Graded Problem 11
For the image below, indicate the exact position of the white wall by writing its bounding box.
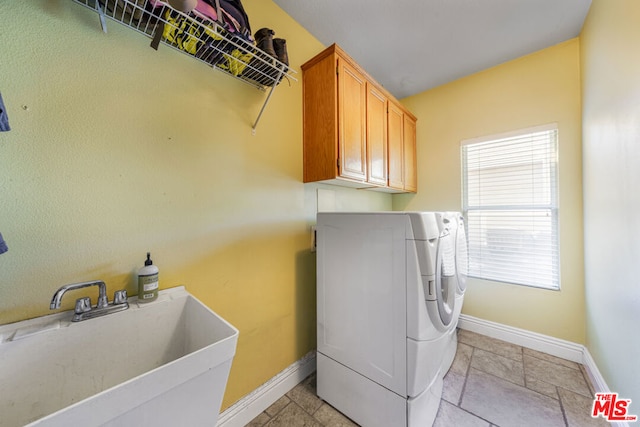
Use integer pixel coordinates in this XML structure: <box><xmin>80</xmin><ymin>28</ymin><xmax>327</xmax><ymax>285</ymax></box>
<box><xmin>581</xmin><ymin>0</ymin><xmax>640</xmax><ymax>403</ymax></box>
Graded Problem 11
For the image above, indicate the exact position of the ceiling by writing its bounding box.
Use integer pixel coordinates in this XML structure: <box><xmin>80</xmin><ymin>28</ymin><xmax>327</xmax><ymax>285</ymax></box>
<box><xmin>272</xmin><ymin>0</ymin><xmax>592</xmax><ymax>99</ymax></box>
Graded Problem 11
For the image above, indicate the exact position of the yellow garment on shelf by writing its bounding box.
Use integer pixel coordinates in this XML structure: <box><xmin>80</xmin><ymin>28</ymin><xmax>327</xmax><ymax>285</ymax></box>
<box><xmin>220</xmin><ymin>49</ymin><xmax>253</xmax><ymax>76</ymax></box>
<box><xmin>162</xmin><ymin>10</ymin><xmax>222</xmax><ymax>56</ymax></box>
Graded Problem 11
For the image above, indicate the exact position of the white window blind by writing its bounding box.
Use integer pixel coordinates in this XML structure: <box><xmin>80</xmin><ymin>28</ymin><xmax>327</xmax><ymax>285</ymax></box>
<box><xmin>461</xmin><ymin>124</ymin><xmax>560</xmax><ymax>290</ymax></box>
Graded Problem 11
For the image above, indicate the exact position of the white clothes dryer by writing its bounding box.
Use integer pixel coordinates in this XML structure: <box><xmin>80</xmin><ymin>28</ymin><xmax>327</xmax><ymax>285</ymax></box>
<box><xmin>316</xmin><ymin>212</ymin><xmax>457</xmax><ymax>427</ymax></box>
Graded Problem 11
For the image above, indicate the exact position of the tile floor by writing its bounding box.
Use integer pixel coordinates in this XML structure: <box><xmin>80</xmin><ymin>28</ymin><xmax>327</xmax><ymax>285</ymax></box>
<box><xmin>247</xmin><ymin>329</ymin><xmax>608</xmax><ymax>426</ymax></box>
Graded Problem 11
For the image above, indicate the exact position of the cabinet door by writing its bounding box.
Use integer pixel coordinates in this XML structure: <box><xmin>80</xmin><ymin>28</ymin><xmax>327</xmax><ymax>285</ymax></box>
<box><xmin>387</xmin><ymin>102</ymin><xmax>404</xmax><ymax>190</ymax></box>
<box><xmin>403</xmin><ymin>115</ymin><xmax>417</xmax><ymax>192</ymax></box>
<box><xmin>338</xmin><ymin>57</ymin><xmax>367</xmax><ymax>181</ymax></box>
<box><xmin>302</xmin><ymin>52</ymin><xmax>339</xmax><ymax>183</ymax></box>
<box><xmin>366</xmin><ymin>84</ymin><xmax>388</xmax><ymax>186</ymax></box>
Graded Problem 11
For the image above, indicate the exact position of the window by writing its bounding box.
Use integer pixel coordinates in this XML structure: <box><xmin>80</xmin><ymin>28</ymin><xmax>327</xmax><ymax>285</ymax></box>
<box><xmin>461</xmin><ymin>124</ymin><xmax>560</xmax><ymax>290</ymax></box>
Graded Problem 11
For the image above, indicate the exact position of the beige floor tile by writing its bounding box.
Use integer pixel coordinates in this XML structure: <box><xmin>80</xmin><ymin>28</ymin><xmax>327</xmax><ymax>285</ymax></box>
<box><xmin>434</xmin><ymin>399</ymin><xmax>490</xmax><ymax>427</ymax></box>
<box><xmin>458</xmin><ymin>329</ymin><xmax>523</xmax><ymax>361</ymax></box>
<box><xmin>313</xmin><ymin>403</ymin><xmax>358</xmax><ymax>426</ymax></box>
<box><xmin>524</xmin><ymin>354</ymin><xmax>592</xmax><ymax>397</ymax></box>
<box><xmin>470</xmin><ymin>348</ymin><xmax>525</xmax><ymax>386</ymax></box>
<box><xmin>525</xmin><ymin>377</ymin><xmax>559</xmax><ymax>399</ymax></box>
<box><xmin>287</xmin><ymin>378</ymin><xmax>324</xmax><ymax>415</ymax></box>
<box><xmin>265</xmin><ymin>402</ymin><xmax>323</xmax><ymax>427</ymax></box>
<box><xmin>558</xmin><ymin>387</ymin><xmax>610</xmax><ymax>427</ymax></box>
<box><xmin>442</xmin><ymin>370</ymin><xmax>466</xmax><ymax>405</ymax></box>
<box><xmin>461</xmin><ymin>368</ymin><xmax>565</xmax><ymax>427</ymax></box>
<box><xmin>523</xmin><ymin>347</ymin><xmax>581</xmax><ymax>370</ymax></box>
<box><xmin>579</xmin><ymin>364</ymin><xmax>597</xmax><ymax>395</ymax></box>
<box><xmin>449</xmin><ymin>341</ymin><xmax>474</xmax><ymax>376</ymax></box>
<box><xmin>265</xmin><ymin>395</ymin><xmax>291</xmax><ymax>417</ymax></box>
<box><xmin>246</xmin><ymin>412</ymin><xmax>271</xmax><ymax>427</ymax></box>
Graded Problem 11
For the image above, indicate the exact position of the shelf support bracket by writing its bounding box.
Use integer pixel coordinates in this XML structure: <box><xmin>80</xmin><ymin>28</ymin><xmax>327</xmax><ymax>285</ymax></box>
<box><xmin>95</xmin><ymin>0</ymin><xmax>108</xmax><ymax>33</ymax></box>
<box><xmin>251</xmin><ymin>68</ymin><xmax>285</xmax><ymax>135</ymax></box>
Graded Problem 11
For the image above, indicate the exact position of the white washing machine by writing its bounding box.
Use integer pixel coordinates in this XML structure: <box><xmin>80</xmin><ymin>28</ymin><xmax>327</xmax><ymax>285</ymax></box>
<box><xmin>436</xmin><ymin>212</ymin><xmax>469</xmax><ymax>375</ymax></box>
<box><xmin>316</xmin><ymin>212</ymin><xmax>458</xmax><ymax>427</ymax></box>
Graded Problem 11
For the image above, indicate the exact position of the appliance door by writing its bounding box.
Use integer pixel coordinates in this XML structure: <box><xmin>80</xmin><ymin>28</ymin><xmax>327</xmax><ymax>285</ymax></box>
<box><xmin>317</xmin><ymin>213</ymin><xmax>407</xmax><ymax>396</ymax></box>
<box><xmin>427</xmin><ymin>231</ymin><xmax>456</xmax><ymax>330</ymax></box>
<box><xmin>455</xmin><ymin>214</ymin><xmax>468</xmax><ymax>293</ymax></box>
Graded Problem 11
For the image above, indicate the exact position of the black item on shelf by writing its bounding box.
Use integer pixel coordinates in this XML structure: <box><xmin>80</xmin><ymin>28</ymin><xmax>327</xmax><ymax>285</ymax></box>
<box><xmin>195</xmin><ymin>34</ymin><xmax>229</xmax><ymax>66</ymax></box>
<box><xmin>254</xmin><ymin>28</ymin><xmax>276</xmax><ymax>57</ymax></box>
<box><xmin>202</xmin><ymin>0</ymin><xmax>252</xmax><ymax>42</ymax></box>
<box><xmin>240</xmin><ymin>27</ymin><xmax>274</xmax><ymax>86</ymax></box>
<box><xmin>242</xmin><ymin>29</ymin><xmax>288</xmax><ymax>87</ymax></box>
<box><xmin>273</xmin><ymin>38</ymin><xmax>288</xmax><ymax>66</ymax></box>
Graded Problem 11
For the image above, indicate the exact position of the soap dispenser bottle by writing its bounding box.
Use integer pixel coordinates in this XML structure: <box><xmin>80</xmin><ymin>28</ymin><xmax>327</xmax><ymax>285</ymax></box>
<box><xmin>138</xmin><ymin>252</ymin><xmax>159</xmax><ymax>303</ymax></box>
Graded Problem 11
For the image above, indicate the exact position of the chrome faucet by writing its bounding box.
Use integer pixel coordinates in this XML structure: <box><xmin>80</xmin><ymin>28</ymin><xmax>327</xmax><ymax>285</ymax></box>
<box><xmin>50</xmin><ymin>280</ymin><xmax>108</xmax><ymax>310</ymax></box>
<box><xmin>50</xmin><ymin>280</ymin><xmax>129</xmax><ymax>322</ymax></box>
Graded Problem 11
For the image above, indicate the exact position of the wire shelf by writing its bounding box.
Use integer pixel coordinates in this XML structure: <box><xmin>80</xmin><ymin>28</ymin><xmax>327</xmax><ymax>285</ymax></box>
<box><xmin>72</xmin><ymin>0</ymin><xmax>297</xmax><ymax>92</ymax></box>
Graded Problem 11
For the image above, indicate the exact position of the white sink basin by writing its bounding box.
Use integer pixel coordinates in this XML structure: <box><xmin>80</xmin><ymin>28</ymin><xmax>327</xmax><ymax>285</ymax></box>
<box><xmin>0</xmin><ymin>286</ymin><xmax>238</xmax><ymax>427</ymax></box>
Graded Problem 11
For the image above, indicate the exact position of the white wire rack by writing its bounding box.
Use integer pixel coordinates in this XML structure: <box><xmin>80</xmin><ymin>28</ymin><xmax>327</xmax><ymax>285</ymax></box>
<box><xmin>71</xmin><ymin>0</ymin><xmax>297</xmax><ymax>131</ymax></box>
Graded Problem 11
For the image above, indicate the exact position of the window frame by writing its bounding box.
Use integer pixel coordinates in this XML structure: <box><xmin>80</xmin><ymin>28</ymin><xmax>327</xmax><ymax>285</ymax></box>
<box><xmin>461</xmin><ymin>123</ymin><xmax>561</xmax><ymax>291</ymax></box>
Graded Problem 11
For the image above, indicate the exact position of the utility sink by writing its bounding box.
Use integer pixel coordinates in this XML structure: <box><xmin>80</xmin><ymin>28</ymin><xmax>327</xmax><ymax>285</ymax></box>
<box><xmin>0</xmin><ymin>286</ymin><xmax>239</xmax><ymax>427</ymax></box>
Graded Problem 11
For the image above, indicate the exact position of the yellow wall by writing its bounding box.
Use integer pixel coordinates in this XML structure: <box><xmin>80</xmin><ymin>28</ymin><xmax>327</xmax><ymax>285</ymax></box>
<box><xmin>580</xmin><ymin>0</ymin><xmax>640</xmax><ymax>403</ymax></box>
<box><xmin>0</xmin><ymin>1</ymin><xmax>391</xmax><ymax>409</ymax></box>
<box><xmin>395</xmin><ymin>39</ymin><xmax>585</xmax><ymax>343</ymax></box>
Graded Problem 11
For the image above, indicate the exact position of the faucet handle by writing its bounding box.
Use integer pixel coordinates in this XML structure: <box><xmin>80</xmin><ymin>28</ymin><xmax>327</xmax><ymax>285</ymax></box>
<box><xmin>113</xmin><ymin>289</ymin><xmax>128</xmax><ymax>305</ymax></box>
<box><xmin>75</xmin><ymin>297</ymin><xmax>92</xmax><ymax>314</ymax></box>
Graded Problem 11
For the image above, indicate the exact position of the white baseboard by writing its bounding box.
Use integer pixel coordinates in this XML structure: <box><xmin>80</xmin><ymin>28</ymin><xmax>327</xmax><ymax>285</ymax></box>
<box><xmin>458</xmin><ymin>315</ymin><xmax>630</xmax><ymax>427</ymax></box>
<box><xmin>581</xmin><ymin>348</ymin><xmax>630</xmax><ymax>427</ymax></box>
<box><xmin>580</xmin><ymin>346</ymin><xmax>609</xmax><ymax>394</ymax></box>
<box><xmin>458</xmin><ymin>314</ymin><xmax>585</xmax><ymax>363</ymax></box>
<box><xmin>216</xmin><ymin>351</ymin><xmax>317</xmax><ymax>427</ymax></box>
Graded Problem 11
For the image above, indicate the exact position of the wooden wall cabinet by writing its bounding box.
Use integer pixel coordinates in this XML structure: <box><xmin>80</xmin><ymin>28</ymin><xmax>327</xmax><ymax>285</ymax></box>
<box><xmin>302</xmin><ymin>44</ymin><xmax>417</xmax><ymax>193</ymax></box>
